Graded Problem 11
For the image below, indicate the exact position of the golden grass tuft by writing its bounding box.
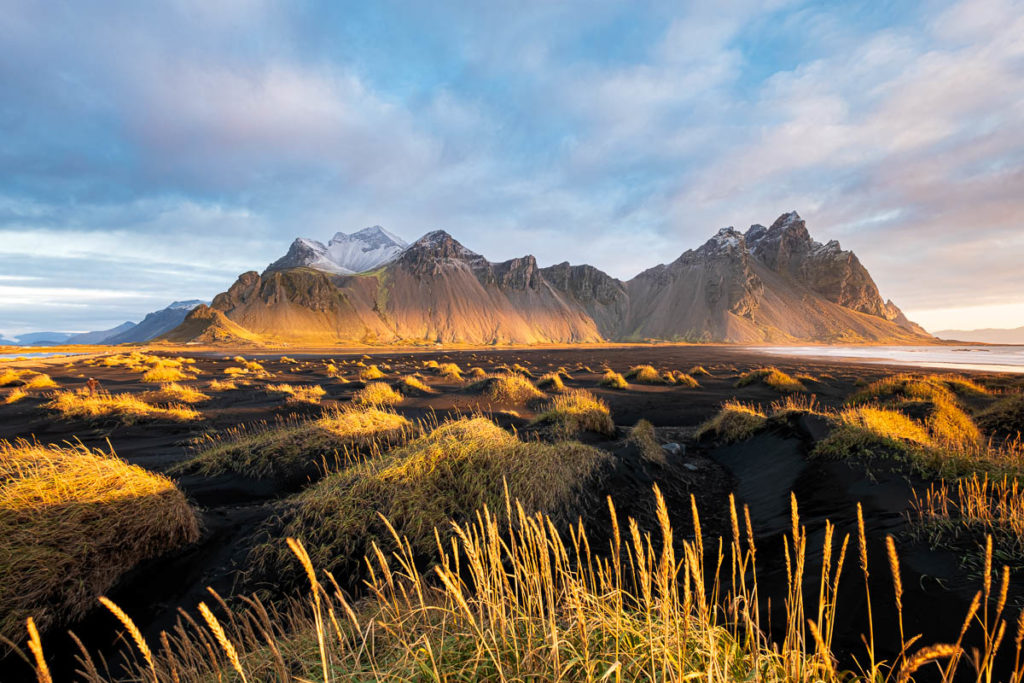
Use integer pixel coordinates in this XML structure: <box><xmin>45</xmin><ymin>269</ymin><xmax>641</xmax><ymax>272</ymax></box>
<box><xmin>179</xmin><ymin>405</ymin><xmax>413</xmax><ymax>480</ymax></box>
<box><xmin>266</xmin><ymin>383</ymin><xmax>327</xmax><ymax>405</ymax></box>
<box><xmin>0</xmin><ymin>368</ymin><xmax>29</xmax><ymax>386</ymax></box>
<box><xmin>397</xmin><ymin>374</ymin><xmax>435</xmax><ymax>396</ymax></box>
<box><xmin>471</xmin><ymin>373</ymin><xmax>545</xmax><ymax>404</ymax></box>
<box><xmin>208</xmin><ymin>378</ymin><xmax>239</xmax><ymax>392</ymax></box>
<box><xmin>435</xmin><ymin>362</ymin><xmax>463</xmax><ymax>381</ymax></box>
<box><xmin>279</xmin><ymin>356</ymin><xmax>298</xmax><ymax>364</ymax></box>
<box><xmin>696</xmin><ymin>401</ymin><xmax>767</xmax><ymax>442</ymax></box>
<box><xmin>671</xmin><ymin>371</ymin><xmax>701</xmax><ymax>388</ymax></box>
<box><xmin>352</xmin><ymin>381</ymin><xmax>403</xmax><ymax>407</ymax></box>
<box><xmin>532</xmin><ymin>389</ymin><xmax>614</xmax><ymax>436</ymax></box>
<box><xmin>628</xmin><ymin>418</ymin><xmax>666</xmax><ymax>464</ymax></box>
<box><xmin>250</xmin><ymin>416</ymin><xmax>610</xmax><ymax>586</ymax></box>
<box><xmin>599</xmin><ymin>369</ymin><xmax>629</xmax><ymax>389</ymax></box>
<box><xmin>0</xmin><ymin>440</ymin><xmax>199</xmax><ymax>642</ymax></box>
<box><xmin>468</xmin><ymin>366</ymin><xmax>487</xmax><ymax>378</ymax></box>
<box><xmin>626</xmin><ymin>364</ymin><xmax>667</xmax><ymax>384</ymax></box>
<box><xmin>536</xmin><ymin>371</ymin><xmax>567</xmax><ymax>392</ymax></box>
<box><xmin>736</xmin><ymin>367</ymin><xmax>805</xmax><ymax>393</ymax></box>
<box><xmin>688</xmin><ymin>365</ymin><xmax>712</xmax><ymax>377</ymax></box>
<box><xmin>46</xmin><ymin>389</ymin><xmax>200</xmax><ymax>424</ymax></box>
<box><xmin>146</xmin><ymin>382</ymin><xmax>210</xmax><ymax>404</ymax></box>
<box><xmin>4</xmin><ymin>387</ymin><xmax>28</xmax><ymax>404</ymax></box>
<box><xmin>359</xmin><ymin>364</ymin><xmax>386</xmax><ymax>381</ymax></box>
<box><xmin>22</xmin><ymin>373</ymin><xmax>58</xmax><ymax>390</ymax></box>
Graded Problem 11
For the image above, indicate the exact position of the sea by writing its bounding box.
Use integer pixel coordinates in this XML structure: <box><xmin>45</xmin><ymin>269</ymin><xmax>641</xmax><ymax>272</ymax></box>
<box><xmin>750</xmin><ymin>345</ymin><xmax>1024</xmax><ymax>374</ymax></box>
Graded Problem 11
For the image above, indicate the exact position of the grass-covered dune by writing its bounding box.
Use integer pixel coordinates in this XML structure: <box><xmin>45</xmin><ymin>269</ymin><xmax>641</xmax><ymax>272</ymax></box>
<box><xmin>0</xmin><ymin>440</ymin><xmax>199</xmax><ymax>643</ymax></box>
<box><xmin>249</xmin><ymin>416</ymin><xmax>610</xmax><ymax>589</ymax></box>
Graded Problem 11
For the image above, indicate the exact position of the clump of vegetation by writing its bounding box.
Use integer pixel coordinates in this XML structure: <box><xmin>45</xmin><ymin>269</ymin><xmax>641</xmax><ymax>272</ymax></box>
<box><xmin>468</xmin><ymin>366</ymin><xmax>487</xmax><ymax>378</ymax></box>
<box><xmin>977</xmin><ymin>395</ymin><xmax>1024</xmax><ymax>442</ymax></box>
<box><xmin>736</xmin><ymin>367</ymin><xmax>805</xmax><ymax>393</ymax></box>
<box><xmin>179</xmin><ymin>406</ymin><xmax>413</xmax><ymax>480</ymax></box>
<box><xmin>352</xmin><ymin>382</ymin><xmax>403</xmax><ymax>407</ymax></box>
<box><xmin>422</xmin><ymin>360</ymin><xmax>440</xmax><ymax>370</ymax></box>
<box><xmin>628</xmin><ymin>419</ymin><xmax>665</xmax><ymax>464</ymax></box>
<box><xmin>470</xmin><ymin>374</ymin><xmax>545</xmax><ymax>404</ymax></box>
<box><xmin>671</xmin><ymin>371</ymin><xmax>701</xmax><ymax>388</ymax></box>
<box><xmin>46</xmin><ymin>390</ymin><xmax>200</xmax><ymax>424</ymax></box>
<box><xmin>599</xmin><ymin>370</ymin><xmax>629</xmax><ymax>389</ymax></box>
<box><xmin>0</xmin><ymin>368</ymin><xmax>29</xmax><ymax>386</ymax></box>
<box><xmin>536</xmin><ymin>372</ymin><xmax>567</xmax><ymax>392</ymax></box>
<box><xmin>250</xmin><ymin>416</ymin><xmax>610</xmax><ymax>586</ymax></box>
<box><xmin>223</xmin><ymin>359</ymin><xmax>269</xmax><ymax>378</ymax></box>
<box><xmin>397</xmin><ymin>374</ymin><xmax>435</xmax><ymax>396</ymax></box>
<box><xmin>435</xmin><ymin>362</ymin><xmax>463</xmax><ymax>381</ymax></box>
<box><xmin>208</xmin><ymin>378</ymin><xmax>239</xmax><ymax>392</ymax></box>
<box><xmin>532</xmin><ymin>389</ymin><xmax>614</xmax><ymax>436</ymax></box>
<box><xmin>0</xmin><ymin>440</ymin><xmax>199</xmax><ymax>641</ymax></box>
<box><xmin>279</xmin><ymin>356</ymin><xmax>298</xmax><ymax>364</ymax></box>
<box><xmin>324</xmin><ymin>362</ymin><xmax>342</xmax><ymax>377</ymax></box>
<box><xmin>911</xmin><ymin>473</ymin><xmax>1024</xmax><ymax>572</ymax></box>
<box><xmin>21</xmin><ymin>373</ymin><xmax>58</xmax><ymax>390</ymax></box>
<box><xmin>688</xmin><ymin>365</ymin><xmax>712</xmax><ymax>377</ymax></box>
<box><xmin>626</xmin><ymin>364</ymin><xmax>667</xmax><ymax>384</ymax></box>
<box><xmin>266</xmin><ymin>384</ymin><xmax>327</xmax><ymax>405</ymax></box>
<box><xmin>4</xmin><ymin>388</ymin><xmax>28</xmax><ymax>404</ymax></box>
<box><xmin>696</xmin><ymin>401</ymin><xmax>767</xmax><ymax>442</ymax></box>
<box><xmin>359</xmin><ymin>364</ymin><xmax>386</xmax><ymax>381</ymax></box>
<box><xmin>146</xmin><ymin>382</ymin><xmax>210</xmax><ymax>404</ymax></box>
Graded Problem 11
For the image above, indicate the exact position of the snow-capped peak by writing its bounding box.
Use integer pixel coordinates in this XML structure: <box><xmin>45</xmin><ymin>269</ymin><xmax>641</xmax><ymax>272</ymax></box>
<box><xmin>267</xmin><ymin>226</ymin><xmax>409</xmax><ymax>274</ymax></box>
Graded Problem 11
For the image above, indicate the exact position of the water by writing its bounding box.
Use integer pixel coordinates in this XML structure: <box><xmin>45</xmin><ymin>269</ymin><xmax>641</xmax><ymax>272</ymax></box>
<box><xmin>749</xmin><ymin>344</ymin><xmax>1024</xmax><ymax>373</ymax></box>
<box><xmin>0</xmin><ymin>351</ymin><xmax>85</xmax><ymax>360</ymax></box>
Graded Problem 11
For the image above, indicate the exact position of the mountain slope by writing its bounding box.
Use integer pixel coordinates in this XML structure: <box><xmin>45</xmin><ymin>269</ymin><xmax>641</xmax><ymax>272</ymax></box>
<box><xmin>159</xmin><ymin>305</ymin><xmax>265</xmax><ymax>345</ymax></box>
<box><xmin>66</xmin><ymin>322</ymin><xmax>137</xmax><ymax>345</ymax></box>
<box><xmin>105</xmin><ymin>301</ymin><xmax>207</xmax><ymax>344</ymax></box>
<box><xmin>169</xmin><ymin>213</ymin><xmax>930</xmax><ymax>345</ymax></box>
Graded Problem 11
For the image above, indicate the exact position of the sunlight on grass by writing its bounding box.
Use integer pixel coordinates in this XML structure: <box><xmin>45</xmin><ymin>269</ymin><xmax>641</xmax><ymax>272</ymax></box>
<box><xmin>532</xmin><ymin>388</ymin><xmax>614</xmax><ymax>436</ymax></box>
<box><xmin>352</xmin><ymin>382</ymin><xmax>403</xmax><ymax>407</ymax></box>
<box><xmin>46</xmin><ymin>390</ymin><xmax>200</xmax><ymax>424</ymax></box>
<box><xmin>736</xmin><ymin>367</ymin><xmax>805</xmax><ymax>393</ymax></box>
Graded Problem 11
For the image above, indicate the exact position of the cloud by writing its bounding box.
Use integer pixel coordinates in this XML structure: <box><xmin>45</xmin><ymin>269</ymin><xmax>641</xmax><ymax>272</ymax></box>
<box><xmin>0</xmin><ymin>0</ymin><xmax>1021</xmax><ymax>333</ymax></box>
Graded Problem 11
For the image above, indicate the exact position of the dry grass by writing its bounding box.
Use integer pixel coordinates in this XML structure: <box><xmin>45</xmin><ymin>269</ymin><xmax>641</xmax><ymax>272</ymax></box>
<box><xmin>22</xmin><ymin>373</ymin><xmax>58</xmax><ymax>390</ymax></box>
<box><xmin>141</xmin><ymin>364</ymin><xmax>192</xmax><ymax>383</ymax></box>
<box><xmin>628</xmin><ymin>418</ymin><xmax>666</xmax><ymax>464</ymax></box>
<box><xmin>250</xmin><ymin>416</ymin><xmax>610</xmax><ymax>587</ymax></box>
<box><xmin>397</xmin><ymin>374</ymin><xmax>435</xmax><ymax>396</ymax></box>
<box><xmin>471</xmin><ymin>374</ymin><xmax>546</xmax><ymax>404</ymax></box>
<box><xmin>208</xmin><ymin>378</ymin><xmax>239</xmax><ymax>392</ymax></box>
<box><xmin>626</xmin><ymin>364</ymin><xmax>668</xmax><ymax>384</ymax></box>
<box><xmin>536</xmin><ymin>371</ymin><xmax>567</xmax><ymax>392</ymax></box>
<box><xmin>696</xmin><ymin>401</ymin><xmax>767</xmax><ymax>442</ymax></box>
<box><xmin>0</xmin><ymin>440</ymin><xmax>198</xmax><ymax>642</ymax></box>
<box><xmin>736</xmin><ymin>367</ymin><xmax>805</xmax><ymax>393</ymax></box>
<box><xmin>179</xmin><ymin>405</ymin><xmax>414</xmax><ymax>480</ymax></box>
<box><xmin>435</xmin><ymin>362</ymin><xmax>463</xmax><ymax>381</ymax></box>
<box><xmin>532</xmin><ymin>389</ymin><xmax>614</xmax><ymax>436</ymax></box>
<box><xmin>266</xmin><ymin>383</ymin><xmax>327</xmax><ymax>405</ymax></box>
<box><xmin>0</xmin><ymin>368</ymin><xmax>29</xmax><ymax>386</ymax></box>
<box><xmin>599</xmin><ymin>369</ymin><xmax>629</xmax><ymax>389</ymax></box>
<box><xmin>671</xmin><ymin>371</ymin><xmax>701</xmax><ymax>388</ymax></box>
<box><xmin>359</xmin><ymin>364</ymin><xmax>386</xmax><ymax>381</ymax></box>
<box><xmin>912</xmin><ymin>473</ymin><xmax>1024</xmax><ymax>569</ymax></box>
<box><xmin>146</xmin><ymin>382</ymin><xmax>210</xmax><ymax>404</ymax></box>
<box><xmin>62</xmin><ymin>487</ymin><xmax>1024</xmax><ymax>683</ymax></box>
<box><xmin>977</xmin><ymin>395</ymin><xmax>1024</xmax><ymax>441</ymax></box>
<box><xmin>4</xmin><ymin>387</ymin><xmax>28</xmax><ymax>404</ymax></box>
<box><xmin>46</xmin><ymin>390</ymin><xmax>200</xmax><ymax>424</ymax></box>
<box><xmin>468</xmin><ymin>366</ymin><xmax>487</xmax><ymax>378</ymax></box>
<box><xmin>688</xmin><ymin>365</ymin><xmax>712</xmax><ymax>377</ymax></box>
<box><xmin>352</xmin><ymin>381</ymin><xmax>403</xmax><ymax>407</ymax></box>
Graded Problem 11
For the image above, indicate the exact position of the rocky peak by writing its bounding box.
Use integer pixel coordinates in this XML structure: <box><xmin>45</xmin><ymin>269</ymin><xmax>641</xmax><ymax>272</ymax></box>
<box><xmin>489</xmin><ymin>255</ymin><xmax>541</xmax><ymax>290</ymax></box>
<box><xmin>399</xmin><ymin>230</ymin><xmax>489</xmax><ymax>276</ymax></box>
<box><xmin>329</xmin><ymin>225</ymin><xmax>406</xmax><ymax>252</ymax></box>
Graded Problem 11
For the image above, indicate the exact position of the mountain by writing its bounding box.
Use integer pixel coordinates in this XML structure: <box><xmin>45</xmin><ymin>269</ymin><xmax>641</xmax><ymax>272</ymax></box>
<box><xmin>104</xmin><ymin>300</ymin><xmax>207</xmax><ymax>344</ymax></box>
<box><xmin>66</xmin><ymin>321</ymin><xmax>137</xmax><ymax>345</ymax></box>
<box><xmin>12</xmin><ymin>332</ymin><xmax>73</xmax><ymax>346</ymax></box>
<box><xmin>166</xmin><ymin>213</ymin><xmax>930</xmax><ymax>345</ymax></box>
<box><xmin>159</xmin><ymin>305</ymin><xmax>265</xmax><ymax>345</ymax></box>
<box><xmin>266</xmin><ymin>226</ymin><xmax>408</xmax><ymax>275</ymax></box>
<box><xmin>933</xmin><ymin>326</ymin><xmax>1024</xmax><ymax>344</ymax></box>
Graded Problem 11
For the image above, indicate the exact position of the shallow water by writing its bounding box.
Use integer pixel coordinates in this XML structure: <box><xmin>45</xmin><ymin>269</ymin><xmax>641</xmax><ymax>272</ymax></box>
<box><xmin>0</xmin><ymin>351</ymin><xmax>84</xmax><ymax>360</ymax></box>
<box><xmin>749</xmin><ymin>344</ymin><xmax>1024</xmax><ymax>373</ymax></box>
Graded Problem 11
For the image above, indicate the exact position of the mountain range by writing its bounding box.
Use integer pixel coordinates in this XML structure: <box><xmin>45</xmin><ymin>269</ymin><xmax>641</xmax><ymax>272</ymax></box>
<box><xmin>166</xmin><ymin>212</ymin><xmax>931</xmax><ymax>346</ymax></box>
<box><xmin>933</xmin><ymin>326</ymin><xmax>1024</xmax><ymax>345</ymax></box>
<box><xmin>0</xmin><ymin>301</ymin><xmax>208</xmax><ymax>347</ymax></box>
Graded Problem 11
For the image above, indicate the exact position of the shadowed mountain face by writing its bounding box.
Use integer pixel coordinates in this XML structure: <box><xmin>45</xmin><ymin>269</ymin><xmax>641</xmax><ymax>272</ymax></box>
<box><xmin>171</xmin><ymin>212</ymin><xmax>930</xmax><ymax>345</ymax></box>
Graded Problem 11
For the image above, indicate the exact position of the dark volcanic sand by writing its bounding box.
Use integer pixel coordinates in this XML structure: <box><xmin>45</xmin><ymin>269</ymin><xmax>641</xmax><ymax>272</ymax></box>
<box><xmin>0</xmin><ymin>346</ymin><xmax>1018</xmax><ymax>681</ymax></box>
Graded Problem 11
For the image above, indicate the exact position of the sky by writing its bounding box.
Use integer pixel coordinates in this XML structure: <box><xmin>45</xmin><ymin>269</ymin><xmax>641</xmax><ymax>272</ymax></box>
<box><xmin>1</xmin><ymin>0</ymin><xmax>1022</xmax><ymax>337</ymax></box>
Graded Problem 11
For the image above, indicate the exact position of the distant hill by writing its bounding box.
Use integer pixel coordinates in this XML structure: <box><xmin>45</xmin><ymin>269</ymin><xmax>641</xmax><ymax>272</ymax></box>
<box><xmin>934</xmin><ymin>326</ymin><xmax>1024</xmax><ymax>344</ymax></box>
<box><xmin>66</xmin><ymin>321</ymin><xmax>137</xmax><ymax>345</ymax></box>
<box><xmin>165</xmin><ymin>211</ymin><xmax>930</xmax><ymax>346</ymax></box>
<box><xmin>102</xmin><ymin>301</ymin><xmax>207</xmax><ymax>344</ymax></box>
